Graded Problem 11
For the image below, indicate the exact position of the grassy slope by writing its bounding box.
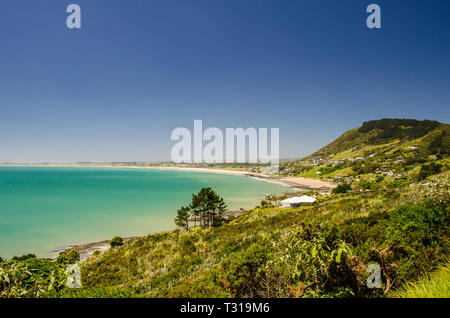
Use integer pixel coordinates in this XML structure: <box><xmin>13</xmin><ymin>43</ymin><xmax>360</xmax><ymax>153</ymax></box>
<box><xmin>312</xmin><ymin>122</ymin><xmax>449</xmax><ymax>160</ymax></box>
<box><xmin>391</xmin><ymin>262</ymin><xmax>450</xmax><ymax>298</ymax></box>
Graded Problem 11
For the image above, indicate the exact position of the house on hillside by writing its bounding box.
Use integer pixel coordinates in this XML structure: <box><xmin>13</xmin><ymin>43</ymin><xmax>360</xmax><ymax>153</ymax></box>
<box><xmin>281</xmin><ymin>196</ymin><xmax>316</xmax><ymax>208</ymax></box>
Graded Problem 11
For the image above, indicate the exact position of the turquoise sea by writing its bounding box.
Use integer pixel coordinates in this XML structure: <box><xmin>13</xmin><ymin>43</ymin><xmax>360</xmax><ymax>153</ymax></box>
<box><xmin>0</xmin><ymin>166</ymin><xmax>288</xmax><ymax>259</ymax></box>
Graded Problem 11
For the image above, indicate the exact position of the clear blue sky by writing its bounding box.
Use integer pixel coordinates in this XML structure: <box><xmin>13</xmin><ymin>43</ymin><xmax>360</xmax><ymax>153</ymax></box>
<box><xmin>1</xmin><ymin>0</ymin><xmax>449</xmax><ymax>163</ymax></box>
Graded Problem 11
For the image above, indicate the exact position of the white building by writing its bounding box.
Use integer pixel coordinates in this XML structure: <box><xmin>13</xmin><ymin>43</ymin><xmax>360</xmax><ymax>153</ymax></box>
<box><xmin>281</xmin><ymin>195</ymin><xmax>316</xmax><ymax>208</ymax></box>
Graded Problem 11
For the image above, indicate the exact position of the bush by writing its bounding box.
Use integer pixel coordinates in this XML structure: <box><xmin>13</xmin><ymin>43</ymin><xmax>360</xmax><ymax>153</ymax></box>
<box><xmin>110</xmin><ymin>236</ymin><xmax>124</xmax><ymax>248</ymax></box>
<box><xmin>56</xmin><ymin>249</ymin><xmax>80</xmax><ymax>265</ymax></box>
<box><xmin>11</xmin><ymin>254</ymin><xmax>36</xmax><ymax>261</ymax></box>
<box><xmin>215</xmin><ymin>243</ymin><xmax>269</xmax><ymax>297</ymax></box>
<box><xmin>389</xmin><ymin>200</ymin><xmax>449</xmax><ymax>246</ymax></box>
<box><xmin>258</xmin><ymin>200</ymin><xmax>275</xmax><ymax>208</ymax></box>
<box><xmin>333</xmin><ymin>183</ymin><xmax>352</xmax><ymax>194</ymax></box>
<box><xmin>418</xmin><ymin>162</ymin><xmax>442</xmax><ymax>181</ymax></box>
<box><xmin>0</xmin><ymin>258</ymin><xmax>67</xmax><ymax>297</ymax></box>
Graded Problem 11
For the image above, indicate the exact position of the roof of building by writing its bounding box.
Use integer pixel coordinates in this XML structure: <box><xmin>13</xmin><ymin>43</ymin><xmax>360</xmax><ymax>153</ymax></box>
<box><xmin>281</xmin><ymin>195</ymin><xmax>316</xmax><ymax>204</ymax></box>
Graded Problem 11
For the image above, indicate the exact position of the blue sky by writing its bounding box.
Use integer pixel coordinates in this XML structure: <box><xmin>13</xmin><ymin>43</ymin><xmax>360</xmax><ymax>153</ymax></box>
<box><xmin>0</xmin><ymin>0</ymin><xmax>449</xmax><ymax>162</ymax></box>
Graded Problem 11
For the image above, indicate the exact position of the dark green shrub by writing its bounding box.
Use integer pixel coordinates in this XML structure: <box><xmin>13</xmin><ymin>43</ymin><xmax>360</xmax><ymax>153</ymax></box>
<box><xmin>258</xmin><ymin>200</ymin><xmax>274</xmax><ymax>208</ymax></box>
<box><xmin>56</xmin><ymin>249</ymin><xmax>80</xmax><ymax>264</ymax></box>
<box><xmin>333</xmin><ymin>183</ymin><xmax>352</xmax><ymax>194</ymax></box>
<box><xmin>418</xmin><ymin>162</ymin><xmax>442</xmax><ymax>181</ymax></box>
<box><xmin>12</xmin><ymin>253</ymin><xmax>36</xmax><ymax>261</ymax></box>
<box><xmin>389</xmin><ymin>200</ymin><xmax>449</xmax><ymax>246</ymax></box>
<box><xmin>216</xmin><ymin>243</ymin><xmax>269</xmax><ymax>297</ymax></box>
<box><xmin>390</xmin><ymin>178</ymin><xmax>408</xmax><ymax>188</ymax></box>
<box><xmin>110</xmin><ymin>236</ymin><xmax>124</xmax><ymax>248</ymax></box>
<box><xmin>320</xmin><ymin>166</ymin><xmax>337</xmax><ymax>174</ymax></box>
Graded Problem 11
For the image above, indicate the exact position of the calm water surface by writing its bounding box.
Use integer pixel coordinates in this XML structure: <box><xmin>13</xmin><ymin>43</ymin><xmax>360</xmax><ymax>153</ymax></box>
<box><xmin>0</xmin><ymin>166</ymin><xmax>289</xmax><ymax>258</ymax></box>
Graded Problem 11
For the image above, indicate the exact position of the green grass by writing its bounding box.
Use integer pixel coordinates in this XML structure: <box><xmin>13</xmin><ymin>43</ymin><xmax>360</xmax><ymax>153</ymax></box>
<box><xmin>390</xmin><ymin>262</ymin><xmax>450</xmax><ymax>298</ymax></box>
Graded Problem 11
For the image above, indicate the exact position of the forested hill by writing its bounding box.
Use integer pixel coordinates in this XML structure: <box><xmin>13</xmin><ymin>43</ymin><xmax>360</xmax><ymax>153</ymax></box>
<box><xmin>311</xmin><ymin>118</ymin><xmax>449</xmax><ymax>159</ymax></box>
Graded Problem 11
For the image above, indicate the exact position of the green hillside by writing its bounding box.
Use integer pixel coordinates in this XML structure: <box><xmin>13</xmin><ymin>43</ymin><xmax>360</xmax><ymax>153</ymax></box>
<box><xmin>312</xmin><ymin>119</ymin><xmax>448</xmax><ymax>158</ymax></box>
<box><xmin>46</xmin><ymin>171</ymin><xmax>450</xmax><ymax>297</ymax></box>
<box><xmin>1</xmin><ymin>118</ymin><xmax>448</xmax><ymax>298</ymax></box>
<box><xmin>280</xmin><ymin>119</ymin><xmax>449</xmax><ymax>183</ymax></box>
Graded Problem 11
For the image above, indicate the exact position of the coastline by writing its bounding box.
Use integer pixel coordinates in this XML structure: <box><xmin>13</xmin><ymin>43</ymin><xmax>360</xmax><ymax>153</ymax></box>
<box><xmin>2</xmin><ymin>163</ymin><xmax>336</xmax><ymax>261</ymax></box>
<box><xmin>0</xmin><ymin>163</ymin><xmax>336</xmax><ymax>191</ymax></box>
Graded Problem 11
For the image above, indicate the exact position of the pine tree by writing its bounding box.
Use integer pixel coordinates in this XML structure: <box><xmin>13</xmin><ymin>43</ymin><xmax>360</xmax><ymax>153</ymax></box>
<box><xmin>174</xmin><ymin>206</ymin><xmax>191</xmax><ymax>230</ymax></box>
<box><xmin>189</xmin><ymin>187</ymin><xmax>227</xmax><ymax>228</ymax></box>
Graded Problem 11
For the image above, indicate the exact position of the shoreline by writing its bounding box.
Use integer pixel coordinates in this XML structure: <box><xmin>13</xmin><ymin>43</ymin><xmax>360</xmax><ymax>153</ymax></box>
<box><xmin>0</xmin><ymin>163</ymin><xmax>336</xmax><ymax>191</ymax></box>
<box><xmin>55</xmin><ymin>238</ymin><xmax>135</xmax><ymax>262</ymax></box>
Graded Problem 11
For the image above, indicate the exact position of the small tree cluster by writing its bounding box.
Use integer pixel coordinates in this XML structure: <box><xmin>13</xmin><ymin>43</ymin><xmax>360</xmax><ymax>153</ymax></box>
<box><xmin>174</xmin><ymin>187</ymin><xmax>227</xmax><ymax>229</ymax></box>
<box><xmin>110</xmin><ymin>236</ymin><xmax>124</xmax><ymax>248</ymax></box>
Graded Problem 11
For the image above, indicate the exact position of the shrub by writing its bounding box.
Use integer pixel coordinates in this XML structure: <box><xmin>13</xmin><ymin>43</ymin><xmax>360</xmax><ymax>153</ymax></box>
<box><xmin>11</xmin><ymin>254</ymin><xmax>36</xmax><ymax>261</ymax></box>
<box><xmin>389</xmin><ymin>200</ymin><xmax>449</xmax><ymax>246</ymax></box>
<box><xmin>110</xmin><ymin>236</ymin><xmax>124</xmax><ymax>248</ymax></box>
<box><xmin>418</xmin><ymin>162</ymin><xmax>442</xmax><ymax>181</ymax></box>
<box><xmin>333</xmin><ymin>183</ymin><xmax>352</xmax><ymax>194</ymax></box>
<box><xmin>258</xmin><ymin>200</ymin><xmax>275</xmax><ymax>208</ymax></box>
<box><xmin>92</xmin><ymin>250</ymin><xmax>101</xmax><ymax>257</ymax></box>
<box><xmin>215</xmin><ymin>243</ymin><xmax>269</xmax><ymax>297</ymax></box>
<box><xmin>0</xmin><ymin>258</ymin><xmax>67</xmax><ymax>297</ymax></box>
<box><xmin>56</xmin><ymin>249</ymin><xmax>80</xmax><ymax>265</ymax></box>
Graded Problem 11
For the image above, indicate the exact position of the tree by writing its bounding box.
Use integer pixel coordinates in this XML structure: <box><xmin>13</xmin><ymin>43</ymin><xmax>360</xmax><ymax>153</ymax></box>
<box><xmin>212</xmin><ymin>194</ymin><xmax>227</xmax><ymax>227</ymax></box>
<box><xmin>110</xmin><ymin>236</ymin><xmax>124</xmax><ymax>248</ymax></box>
<box><xmin>175</xmin><ymin>206</ymin><xmax>191</xmax><ymax>230</ymax></box>
<box><xmin>188</xmin><ymin>187</ymin><xmax>227</xmax><ymax>228</ymax></box>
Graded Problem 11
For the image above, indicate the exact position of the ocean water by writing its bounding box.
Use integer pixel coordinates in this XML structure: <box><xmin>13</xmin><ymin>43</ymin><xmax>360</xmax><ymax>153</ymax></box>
<box><xmin>0</xmin><ymin>166</ymin><xmax>289</xmax><ymax>259</ymax></box>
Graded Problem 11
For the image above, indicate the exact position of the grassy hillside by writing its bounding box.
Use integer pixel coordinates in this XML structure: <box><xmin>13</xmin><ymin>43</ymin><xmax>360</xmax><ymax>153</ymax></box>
<box><xmin>279</xmin><ymin>119</ymin><xmax>450</xmax><ymax>186</ymax></box>
<box><xmin>311</xmin><ymin>119</ymin><xmax>447</xmax><ymax>158</ymax></box>
<box><xmin>391</xmin><ymin>261</ymin><xmax>450</xmax><ymax>298</ymax></box>
<box><xmin>57</xmin><ymin>171</ymin><xmax>449</xmax><ymax>298</ymax></box>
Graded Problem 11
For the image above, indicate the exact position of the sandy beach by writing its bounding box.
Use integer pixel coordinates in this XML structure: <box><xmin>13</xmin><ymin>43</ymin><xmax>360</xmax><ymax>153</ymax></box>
<box><xmin>275</xmin><ymin>176</ymin><xmax>337</xmax><ymax>192</ymax></box>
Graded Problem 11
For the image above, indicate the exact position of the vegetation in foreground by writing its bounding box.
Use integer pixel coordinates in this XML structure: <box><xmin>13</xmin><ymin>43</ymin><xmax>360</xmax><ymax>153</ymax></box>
<box><xmin>390</xmin><ymin>261</ymin><xmax>450</xmax><ymax>298</ymax></box>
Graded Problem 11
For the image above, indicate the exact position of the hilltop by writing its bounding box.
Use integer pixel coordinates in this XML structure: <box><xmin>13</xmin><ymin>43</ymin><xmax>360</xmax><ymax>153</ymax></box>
<box><xmin>312</xmin><ymin>119</ymin><xmax>448</xmax><ymax>158</ymax></box>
